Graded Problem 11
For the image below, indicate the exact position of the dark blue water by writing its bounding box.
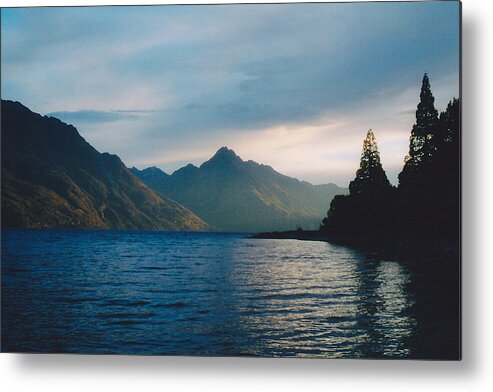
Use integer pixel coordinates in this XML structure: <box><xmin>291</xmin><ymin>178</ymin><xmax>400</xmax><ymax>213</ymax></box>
<box><xmin>1</xmin><ymin>229</ymin><xmax>457</xmax><ymax>358</ymax></box>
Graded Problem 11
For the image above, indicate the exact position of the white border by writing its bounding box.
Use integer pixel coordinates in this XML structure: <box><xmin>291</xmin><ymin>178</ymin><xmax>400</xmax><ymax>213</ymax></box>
<box><xmin>2</xmin><ymin>0</ymin><xmax>492</xmax><ymax>391</ymax></box>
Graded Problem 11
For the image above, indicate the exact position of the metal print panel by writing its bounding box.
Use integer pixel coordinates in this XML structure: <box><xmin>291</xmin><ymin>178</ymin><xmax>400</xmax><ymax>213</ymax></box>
<box><xmin>0</xmin><ymin>1</ymin><xmax>461</xmax><ymax>359</ymax></box>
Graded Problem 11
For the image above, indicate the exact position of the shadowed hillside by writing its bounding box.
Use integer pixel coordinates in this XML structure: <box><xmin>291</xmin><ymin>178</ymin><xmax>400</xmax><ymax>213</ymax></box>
<box><xmin>1</xmin><ymin>100</ymin><xmax>209</xmax><ymax>231</ymax></box>
<box><xmin>131</xmin><ymin>147</ymin><xmax>347</xmax><ymax>232</ymax></box>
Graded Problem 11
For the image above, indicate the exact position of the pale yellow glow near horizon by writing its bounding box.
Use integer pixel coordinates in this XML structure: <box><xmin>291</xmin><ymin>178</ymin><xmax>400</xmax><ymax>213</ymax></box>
<box><xmin>77</xmin><ymin>72</ymin><xmax>458</xmax><ymax>187</ymax></box>
<box><xmin>127</xmin><ymin>73</ymin><xmax>458</xmax><ymax>186</ymax></box>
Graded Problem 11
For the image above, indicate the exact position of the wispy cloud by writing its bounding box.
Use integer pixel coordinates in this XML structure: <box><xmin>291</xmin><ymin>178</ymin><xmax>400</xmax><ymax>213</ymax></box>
<box><xmin>1</xmin><ymin>2</ymin><xmax>460</xmax><ymax>185</ymax></box>
<box><xmin>47</xmin><ymin>109</ymin><xmax>156</xmax><ymax>124</ymax></box>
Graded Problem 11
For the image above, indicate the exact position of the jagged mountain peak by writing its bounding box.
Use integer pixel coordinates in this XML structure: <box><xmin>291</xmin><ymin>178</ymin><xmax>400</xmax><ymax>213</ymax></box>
<box><xmin>202</xmin><ymin>147</ymin><xmax>243</xmax><ymax>167</ymax></box>
<box><xmin>215</xmin><ymin>146</ymin><xmax>239</xmax><ymax>157</ymax></box>
<box><xmin>133</xmin><ymin>148</ymin><xmax>348</xmax><ymax>232</ymax></box>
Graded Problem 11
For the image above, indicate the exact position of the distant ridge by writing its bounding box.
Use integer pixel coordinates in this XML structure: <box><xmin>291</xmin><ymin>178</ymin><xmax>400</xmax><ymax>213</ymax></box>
<box><xmin>132</xmin><ymin>147</ymin><xmax>348</xmax><ymax>232</ymax></box>
<box><xmin>1</xmin><ymin>100</ymin><xmax>209</xmax><ymax>231</ymax></box>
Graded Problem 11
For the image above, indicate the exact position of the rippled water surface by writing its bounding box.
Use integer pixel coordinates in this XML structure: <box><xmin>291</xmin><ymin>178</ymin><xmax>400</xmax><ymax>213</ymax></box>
<box><xmin>1</xmin><ymin>229</ymin><xmax>457</xmax><ymax>358</ymax></box>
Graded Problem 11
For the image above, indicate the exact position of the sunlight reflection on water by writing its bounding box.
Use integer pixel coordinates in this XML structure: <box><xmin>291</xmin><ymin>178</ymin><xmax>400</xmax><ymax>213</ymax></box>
<box><xmin>229</xmin><ymin>239</ymin><xmax>414</xmax><ymax>358</ymax></box>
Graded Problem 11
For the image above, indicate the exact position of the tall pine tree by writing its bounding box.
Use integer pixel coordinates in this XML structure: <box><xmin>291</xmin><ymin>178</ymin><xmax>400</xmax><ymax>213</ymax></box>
<box><xmin>321</xmin><ymin>74</ymin><xmax>459</xmax><ymax>246</ymax></box>
<box><xmin>397</xmin><ymin>74</ymin><xmax>460</xmax><ymax>241</ymax></box>
<box><xmin>322</xmin><ymin>129</ymin><xmax>394</xmax><ymax>237</ymax></box>
<box><xmin>399</xmin><ymin>73</ymin><xmax>439</xmax><ymax>190</ymax></box>
<box><xmin>349</xmin><ymin>129</ymin><xmax>391</xmax><ymax>195</ymax></box>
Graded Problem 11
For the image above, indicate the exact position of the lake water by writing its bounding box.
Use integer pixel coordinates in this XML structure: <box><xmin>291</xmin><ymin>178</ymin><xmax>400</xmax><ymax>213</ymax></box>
<box><xmin>1</xmin><ymin>229</ymin><xmax>459</xmax><ymax>358</ymax></box>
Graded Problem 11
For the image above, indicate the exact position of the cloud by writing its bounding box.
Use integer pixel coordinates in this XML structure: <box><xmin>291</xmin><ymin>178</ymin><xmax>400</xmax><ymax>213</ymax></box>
<box><xmin>1</xmin><ymin>2</ymin><xmax>460</xmax><ymax>186</ymax></box>
<box><xmin>47</xmin><ymin>109</ymin><xmax>156</xmax><ymax>124</ymax></box>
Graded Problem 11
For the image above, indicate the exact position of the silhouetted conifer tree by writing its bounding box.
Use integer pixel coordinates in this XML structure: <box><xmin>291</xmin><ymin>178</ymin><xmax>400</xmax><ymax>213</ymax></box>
<box><xmin>430</xmin><ymin>98</ymin><xmax>460</xmax><ymax>242</ymax></box>
<box><xmin>349</xmin><ymin>129</ymin><xmax>392</xmax><ymax>195</ymax></box>
<box><xmin>322</xmin><ymin>130</ymin><xmax>394</xmax><ymax>237</ymax></box>
<box><xmin>397</xmin><ymin>73</ymin><xmax>460</xmax><ymax>242</ymax></box>
<box><xmin>399</xmin><ymin>73</ymin><xmax>439</xmax><ymax>190</ymax></box>
<box><xmin>321</xmin><ymin>74</ymin><xmax>459</xmax><ymax>249</ymax></box>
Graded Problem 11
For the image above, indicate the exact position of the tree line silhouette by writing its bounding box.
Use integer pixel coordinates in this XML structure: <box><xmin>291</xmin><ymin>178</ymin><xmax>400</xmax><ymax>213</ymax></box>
<box><xmin>321</xmin><ymin>73</ymin><xmax>460</xmax><ymax>248</ymax></box>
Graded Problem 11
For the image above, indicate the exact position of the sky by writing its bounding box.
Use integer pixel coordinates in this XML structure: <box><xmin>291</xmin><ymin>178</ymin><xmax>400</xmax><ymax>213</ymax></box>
<box><xmin>1</xmin><ymin>1</ymin><xmax>460</xmax><ymax>186</ymax></box>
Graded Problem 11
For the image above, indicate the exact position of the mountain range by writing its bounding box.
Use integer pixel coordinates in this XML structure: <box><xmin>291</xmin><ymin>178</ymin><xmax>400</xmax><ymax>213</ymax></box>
<box><xmin>1</xmin><ymin>100</ymin><xmax>209</xmax><ymax>230</ymax></box>
<box><xmin>131</xmin><ymin>147</ymin><xmax>347</xmax><ymax>232</ymax></box>
<box><xmin>1</xmin><ymin>100</ymin><xmax>347</xmax><ymax>232</ymax></box>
